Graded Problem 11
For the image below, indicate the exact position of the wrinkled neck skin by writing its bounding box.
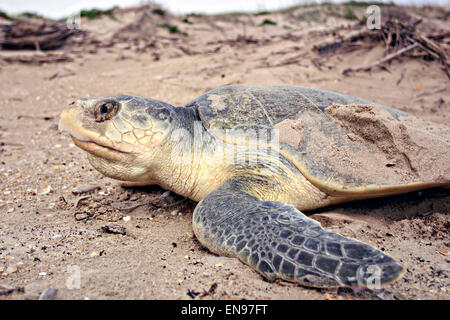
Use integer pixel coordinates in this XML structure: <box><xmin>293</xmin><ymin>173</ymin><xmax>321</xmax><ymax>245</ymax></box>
<box><xmin>150</xmin><ymin>107</ymin><xmax>333</xmax><ymax>210</ymax></box>
<box><xmin>151</xmin><ymin>106</ymin><xmax>225</xmax><ymax>201</ymax></box>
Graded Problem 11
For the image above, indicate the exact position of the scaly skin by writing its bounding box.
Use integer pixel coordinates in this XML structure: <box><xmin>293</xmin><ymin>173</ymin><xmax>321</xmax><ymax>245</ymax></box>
<box><xmin>59</xmin><ymin>95</ymin><xmax>335</xmax><ymax>209</ymax></box>
<box><xmin>59</xmin><ymin>94</ymin><xmax>406</xmax><ymax>287</ymax></box>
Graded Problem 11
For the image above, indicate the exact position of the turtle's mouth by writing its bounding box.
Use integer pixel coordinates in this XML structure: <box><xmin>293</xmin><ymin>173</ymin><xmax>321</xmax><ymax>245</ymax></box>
<box><xmin>59</xmin><ymin>107</ymin><xmax>132</xmax><ymax>160</ymax></box>
<box><xmin>70</xmin><ymin>136</ymin><xmax>128</xmax><ymax>159</ymax></box>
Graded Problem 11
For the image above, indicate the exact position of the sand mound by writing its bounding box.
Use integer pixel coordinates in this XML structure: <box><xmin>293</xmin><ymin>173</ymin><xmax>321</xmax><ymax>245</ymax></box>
<box><xmin>325</xmin><ymin>103</ymin><xmax>450</xmax><ymax>185</ymax></box>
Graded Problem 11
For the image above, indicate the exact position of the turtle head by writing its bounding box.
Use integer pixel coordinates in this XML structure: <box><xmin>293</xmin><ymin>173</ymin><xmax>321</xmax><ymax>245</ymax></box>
<box><xmin>59</xmin><ymin>95</ymin><xmax>176</xmax><ymax>182</ymax></box>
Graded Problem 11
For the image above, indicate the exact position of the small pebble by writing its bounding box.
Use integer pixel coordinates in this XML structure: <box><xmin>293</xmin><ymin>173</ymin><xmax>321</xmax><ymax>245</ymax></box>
<box><xmin>40</xmin><ymin>186</ymin><xmax>53</xmax><ymax>195</ymax></box>
<box><xmin>6</xmin><ymin>266</ymin><xmax>18</xmax><ymax>273</ymax></box>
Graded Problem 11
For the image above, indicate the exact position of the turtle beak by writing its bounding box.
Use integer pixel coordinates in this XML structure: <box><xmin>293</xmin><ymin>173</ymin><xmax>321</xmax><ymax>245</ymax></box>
<box><xmin>59</xmin><ymin>103</ymin><xmax>135</xmax><ymax>158</ymax></box>
<box><xmin>58</xmin><ymin>107</ymin><xmax>90</xmax><ymax>142</ymax></box>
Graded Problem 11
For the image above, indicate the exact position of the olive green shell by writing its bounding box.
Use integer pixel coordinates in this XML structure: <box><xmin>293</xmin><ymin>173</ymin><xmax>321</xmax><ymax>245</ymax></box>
<box><xmin>185</xmin><ymin>84</ymin><xmax>449</xmax><ymax>195</ymax></box>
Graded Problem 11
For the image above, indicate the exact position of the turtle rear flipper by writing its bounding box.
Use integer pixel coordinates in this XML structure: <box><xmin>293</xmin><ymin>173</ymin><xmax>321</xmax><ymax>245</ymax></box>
<box><xmin>193</xmin><ymin>179</ymin><xmax>404</xmax><ymax>288</ymax></box>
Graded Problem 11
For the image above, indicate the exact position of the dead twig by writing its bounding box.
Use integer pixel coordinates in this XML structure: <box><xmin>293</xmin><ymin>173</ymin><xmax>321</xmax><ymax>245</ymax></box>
<box><xmin>396</xmin><ymin>64</ymin><xmax>407</xmax><ymax>86</ymax></box>
<box><xmin>1</xmin><ymin>52</ymin><xmax>73</xmax><ymax>65</ymax></box>
<box><xmin>116</xmin><ymin>202</ymin><xmax>148</xmax><ymax>213</ymax></box>
<box><xmin>311</xmin><ymin>58</ymin><xmax>323</xmax><ymax>71</ymax></box>
<box><xmin>344</xmin><ymin>43</ymin><xmax>418</xmax><ymax>75</ymax></box>
<box><xmin>414</xmin><ymin>82</ymin><xmax>449</xmax><ymax>98</ymax></box>
<box><xmin>163</xmin><ymin>197</ymin><xmax>188</xmax><ymax>209</ymax></box>
<box><xmin>72</xmin><ymin>185</ymin><xmax>101</xmax><ymax>195</ymax></box>
<box><xmin>100</xmin><ymin>224</ymin><xmax>127</xmax><ymax>235</ymax></box>
<box><xmin>431</xmin><ymin>98</ymin><xmax>444</xmax><ymax>112</ymax></box>
<box><xmin>0</xmin><ymin>284</ymin><xmax>25</xmax><ymax>296</ymax></box>
<box><xmin>17</xmin><ymin>114</ymin><xmax>54</xmax><ymax>120</ymax></box>
<box><xmin>74</xmin><ymin>196</ymin><xmax>90</xmax><ymax>208</ymax></box>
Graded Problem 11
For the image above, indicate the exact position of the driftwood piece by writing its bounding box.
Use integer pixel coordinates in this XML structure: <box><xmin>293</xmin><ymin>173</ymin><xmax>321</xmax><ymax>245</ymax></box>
<box><xmin>1</xmin><ymin>52</ymin><xmax>73</xmax><ymax>64</ymax></box>
<box><xmin>313</xmin><ymin>29</ymin><xmax>377</xmax><ymax>55</ymax></box>
<box><xmin>0</xmin><ymin>19</ymin><xmax>84</xmax><ymax>50</ymax></box>
<box><xmin>207</xmin><ymin>34</ymin><xmax>267</xmax><ymax>47</ymax></box>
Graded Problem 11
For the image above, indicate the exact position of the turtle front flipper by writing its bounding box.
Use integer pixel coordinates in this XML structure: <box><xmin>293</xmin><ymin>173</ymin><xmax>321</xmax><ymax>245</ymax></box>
<box><xmin>193</xmin><ymin>179</ymin><xmax>404</xmax><ymax>288</ymax></box>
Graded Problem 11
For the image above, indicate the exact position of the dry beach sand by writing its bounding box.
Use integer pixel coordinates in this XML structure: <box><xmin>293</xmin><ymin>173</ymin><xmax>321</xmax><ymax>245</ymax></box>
<box><xmin>0</xmin><ymin>3</ymin><xmax>449</xmax><ymax>300</ymax></box>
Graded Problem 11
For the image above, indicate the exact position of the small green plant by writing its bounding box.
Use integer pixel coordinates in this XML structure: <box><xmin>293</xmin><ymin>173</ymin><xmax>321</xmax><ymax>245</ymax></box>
<box><xmin>0</xmin><ymin>10</ymin><xmax>15</xmax><ymax>20</ymax></box>
<box><xmin>260</xmin><ymin>19</ymin><xmax>277</xmax><ymax>26</ymax></box>
<box><xmin>282</xmin><ymin>24</ymin><xmax>292</xmax><ymax>29</ymax></box>
<box><xmin>182</xmin><ymin>17</ymin><xmax>193</xmax><ymax>24</ymax></box>
<box><xmin>79</xmin><ymin>9</ymin><xmax>102</xmax><ymax>19</ymax></box>
<box><xmin>79</xmin><ymin>7</ymin><xmax>117</xmax><ymax>20</ymax></box>
<box><xmin>20</xmin><ymin>12</ymin><xmax>42</xmax><ymax>18</ymax></box>
<box><xmin>152</xmin><ymin>8</ymin><xmax>166</xmax><ymax>16</ymax></box>
<box><xmin>343</xmin><ymin>6</ymin><xmax>357</xmax><ymax>20</ymax></box>
<box><xmin>157</xmin><ymin>23</ymin><xmax>187</xmax><ymax>36</ymax></box>
<box><xmin>157</xmin><ymin>23</ymin><xmax>178</xmax><ymax>33</ymax></box>
<box><xmin>255</xmin><ymin>11</ymin><xmax>270</xmax><ymax>16</ymax></box>
<box><xmin>360</xmin><ymin>15</ymin><xmax>368</xmax><ymax>24</ymax></box>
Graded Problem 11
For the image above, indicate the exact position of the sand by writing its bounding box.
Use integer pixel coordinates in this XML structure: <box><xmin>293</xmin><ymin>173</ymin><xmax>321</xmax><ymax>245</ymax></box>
<box><xmin>0</xmin><ymin>4</ymin><xmax>449</xmax><ymax>300</ymax></box>
<box><xmin>325</xmin><ymin>103</ymin><xmax>450</xmax><ymax>185</ymax></box>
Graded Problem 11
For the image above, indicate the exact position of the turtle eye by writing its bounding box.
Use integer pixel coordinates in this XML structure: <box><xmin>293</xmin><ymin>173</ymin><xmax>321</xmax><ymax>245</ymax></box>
<box><xmin>95</xmin><ymin>100</ymin><xmax>119</xmax><ymax>122</ymax></box>
<box><xmin>99</xmin><ymin>104</ymin><xmax>109</xmax><ymax>115</ymax></box>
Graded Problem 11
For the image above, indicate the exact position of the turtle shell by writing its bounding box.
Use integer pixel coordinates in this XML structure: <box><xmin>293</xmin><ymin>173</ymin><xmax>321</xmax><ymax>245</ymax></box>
<box><xmin>185</xmin><ymin>84</ymin><xmax>450</xmax><ymax>195</ymax></box>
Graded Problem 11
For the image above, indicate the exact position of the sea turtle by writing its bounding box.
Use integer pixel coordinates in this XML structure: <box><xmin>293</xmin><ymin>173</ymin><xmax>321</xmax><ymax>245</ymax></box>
<box><xmin>59</xmin><ymin>84</ymin><xmax>449</xmax><ymax>288</ymax></box>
